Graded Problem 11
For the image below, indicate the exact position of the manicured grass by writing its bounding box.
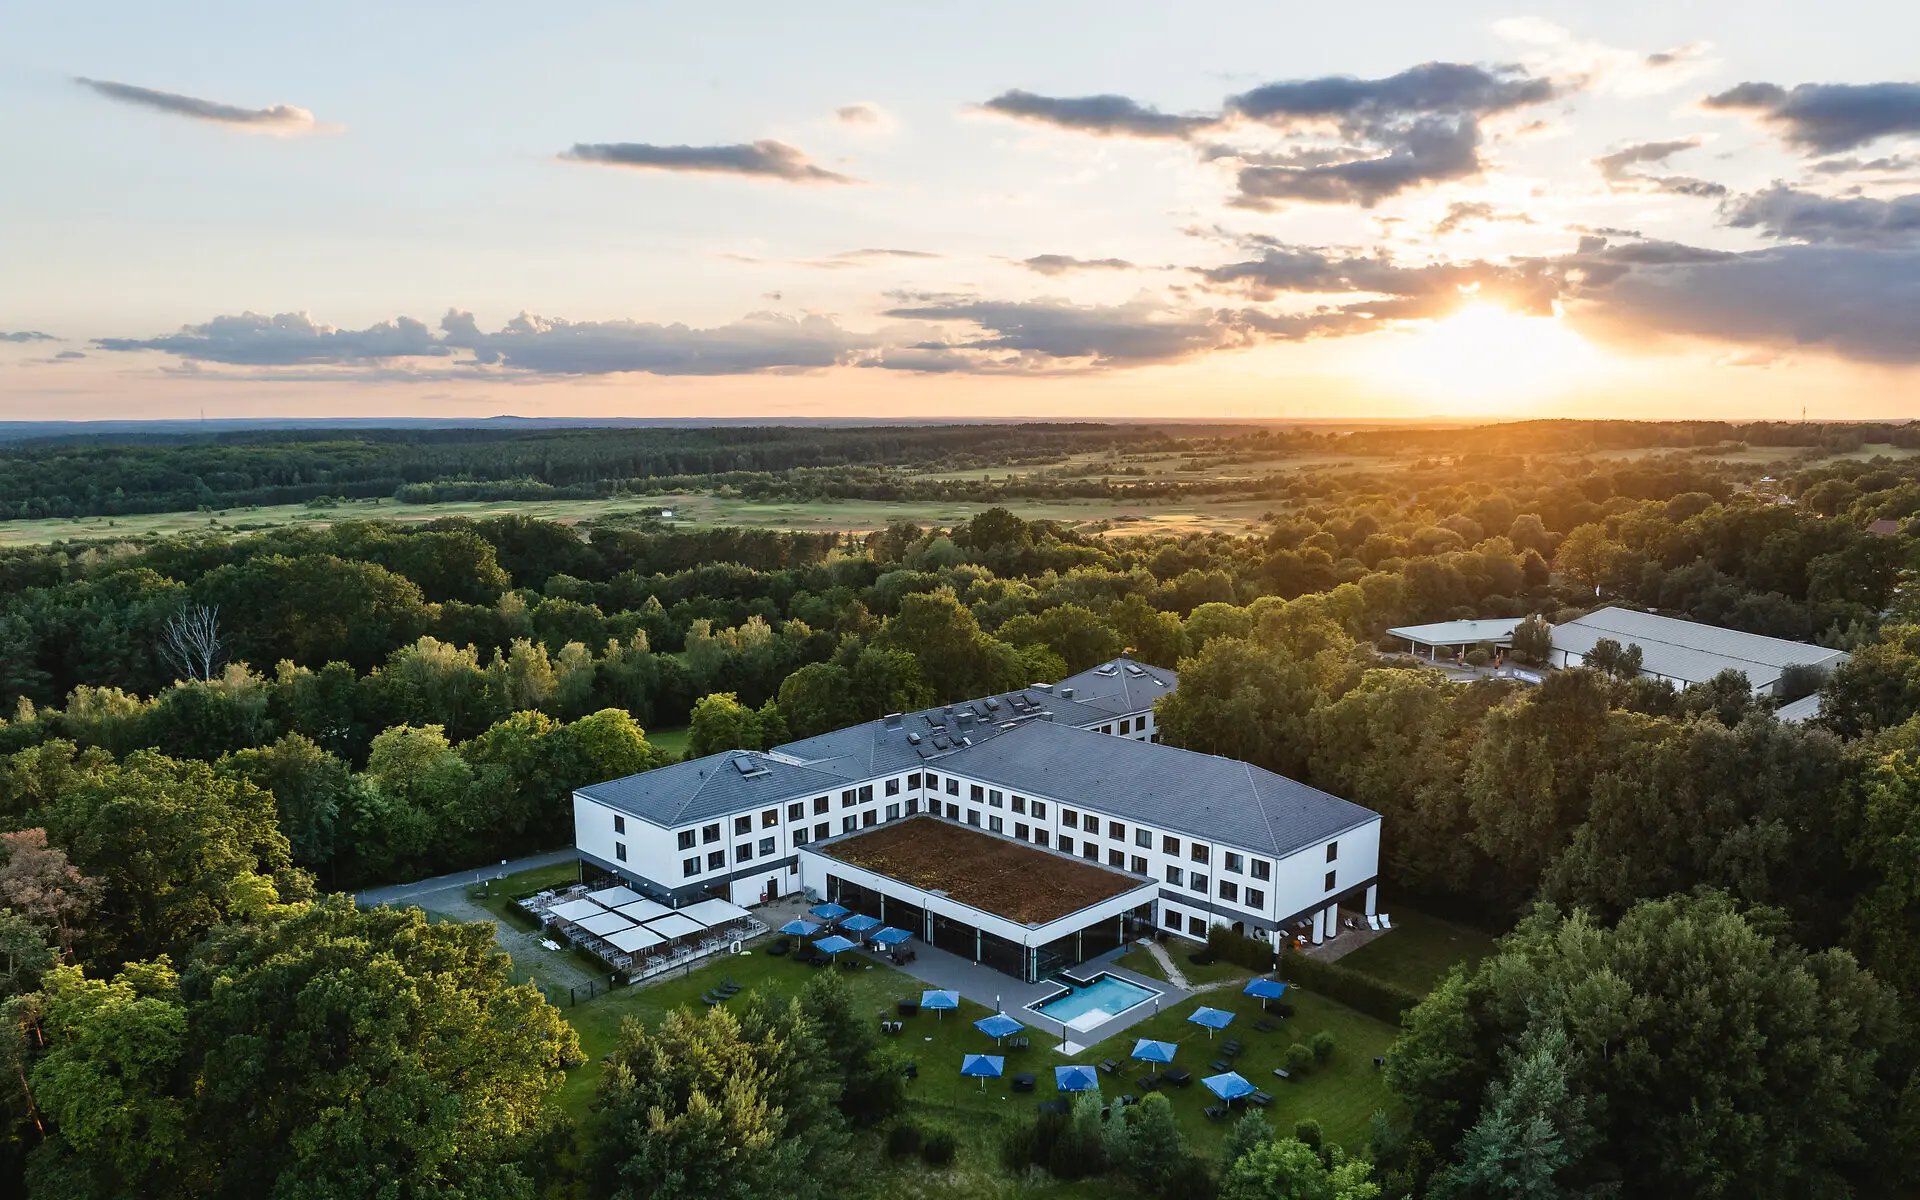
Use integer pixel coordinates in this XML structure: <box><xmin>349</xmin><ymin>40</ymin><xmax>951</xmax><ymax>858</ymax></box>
<box><xmin>1333</xmin><ymin>909</ymin><xmax>1499</xmax><ymax>996</ymax></box>
<box><xmin>1110</xmin><ymin>942</ymin><xmax>1254</xmax><ymax>988</ymax></box>
<box><xmin>1112</xmin><ymin>947</ymin><xmax>1170</xmax><ymax>983</ymax></box>
<box><xmin>647</xmin><ymin>724</ymin><xmax>692</xmax><ymax>762</ymax></box>
<box><xmin>545</xmin><ymin>946</ymin><xmax>1399</xmax><ymax>1155</ymax></box>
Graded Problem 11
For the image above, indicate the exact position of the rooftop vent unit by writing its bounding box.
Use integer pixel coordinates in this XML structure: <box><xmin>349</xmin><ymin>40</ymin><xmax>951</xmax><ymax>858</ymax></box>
<box><xmin>1032</xmin><ymin>682</ymin><xmax>1054</xmax><ymax>692</ymax></box>
<box><xmin>883</xmin><ymin>712</ymin><xmax>904</xmax><ymax>728</ymax></box>
<box><xmin>907</xmin><ymin>731</ymin><xmax>922</xmax><ymax>745</ymax></box>
<box><xmin>932</xmin><ymin>735</ymin><xmax>950</xmax><ymax>750</ymax></box>
<box><xmin>732</xmin><ymin>757</ymin><xmax>769</xmax><ymax>777</ymax></box>
<box><xmin>1060</xmin><ymin>687</ymin><xmax>1075</xmax><ymax>699</ymax></box>
<box><xmin>957</xmin><ymin>711</ymin><xmax>974</xmax><ymax>725</ymax></box>
<box><xmin>1096</xmin><ymin>664</ymin><xmax>1119</xmax><ymax>676</ymax></box>
<box><xmin>1125</xmin><ymin>664</ymin><xmax>1147</xmax><ymax>677</ymax></box>
<box><xmin>985</xmin><ymin>697</ymin><xmax>1001</xmax><ymax>711</ymax></box>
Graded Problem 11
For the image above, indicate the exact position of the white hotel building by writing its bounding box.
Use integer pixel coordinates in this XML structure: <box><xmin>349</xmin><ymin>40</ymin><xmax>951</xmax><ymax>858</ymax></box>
<box><xmin>571</xmin><ymin>657</ymin><xmax>1382</xmax><ymax>980</ymax></box>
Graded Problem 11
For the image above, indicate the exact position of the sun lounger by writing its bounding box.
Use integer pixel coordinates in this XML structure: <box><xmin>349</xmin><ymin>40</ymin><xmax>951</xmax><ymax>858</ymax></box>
<box><xmin>1012</xmin><ymin>1073</ymin><xmax>1035</xmax><ymax>1092</ymax></box>
<box><xmin>1138</xmin><ymin>1074</ymin><xmax>1160</xmax><ymax>1092</ymax></box>
<box><xmin>1273</xmin><ymin>1068</ymin><xmax>1292</xmax><ymax>1080</ymax></box>
<box><xmin>1249</xmin><ymin>1091</ymin><xmax>1273</xmax><ymax>1107</ymax></box>
<box><xmin>1163</xmin><ymin>1068</ymin><xmax>1191</xmax><ymax>1087</ymax></box>
<box><xmin>1253</xmin><ymin>1018</ymin><xmax>1279</xmax><ymax>1033</ymax></box>
<box><xmin>1379</xmin><ymin>913</ymin><xmax>1393</xmax><ymax>929</ymax></box>
<box><xmin>1222</xmin><ymin>1039</ymin><xmax>1244</xmax><ymax>1054</ymax></box>
<box><xmin>1210</xmin><ymin>1059</ymin><xmax>1231</xmax><ymax>1073</ymax></box>
<box><xmin>1366</xmin><ymin>914</ymin><xmax>1381</xmax><ymax>930</ymax></box>
<box><xmin>1099</xmin><ymin>1059</ymin><xmax>1120</xmax><ymax>1074</ymax></box>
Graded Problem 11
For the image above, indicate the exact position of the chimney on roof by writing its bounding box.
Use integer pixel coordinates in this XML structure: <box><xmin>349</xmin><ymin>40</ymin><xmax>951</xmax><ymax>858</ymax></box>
<box><xmin>1060</xmin><ymin>687</ymin><xmax>1075</xmax><ymax>699</ymax></box>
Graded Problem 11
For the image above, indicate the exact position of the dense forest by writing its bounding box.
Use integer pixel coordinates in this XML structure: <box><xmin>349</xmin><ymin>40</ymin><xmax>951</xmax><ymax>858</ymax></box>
<box><xmin>4</xmin><ymin>422</ymin><xmax>1920</xmax><ymax>1197</ymax></box>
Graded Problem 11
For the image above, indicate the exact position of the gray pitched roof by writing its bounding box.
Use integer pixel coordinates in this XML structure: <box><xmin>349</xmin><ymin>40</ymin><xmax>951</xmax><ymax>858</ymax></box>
<box><xmin>940</xmin><ymin>720</ymin><xmax>1378</xmax><ymax>860</ymax></box>
<box><xmin>575</xmin><ymin>751</ymin><xmax>850</xmax><ymax>829</ymax></box>
<box><xmin>1551</xmin><ymin>607</ymin><xmax>1847</xmax><ymax>690</ymax></box>
<box><xmin>1051</xmin><ymin>656</ymin><xmax>1178</xmax><ymax>716</ymax></box>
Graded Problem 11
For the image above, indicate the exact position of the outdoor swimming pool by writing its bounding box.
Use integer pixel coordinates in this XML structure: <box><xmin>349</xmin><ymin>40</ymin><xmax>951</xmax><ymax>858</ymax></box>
<box><xmin>1031</xmin><ymin>973</ymin><xmax>1158</xmax><ymax>1031</ymax></box>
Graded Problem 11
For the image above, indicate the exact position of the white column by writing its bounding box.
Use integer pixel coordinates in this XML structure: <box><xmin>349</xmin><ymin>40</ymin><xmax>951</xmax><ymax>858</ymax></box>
<box><xmin>1365</xmin><ymin>884</ymin><xmax>1378</xmax><ymax>916</ymax></box>
<box><xmin>1311</xmin><ymin>908</ymin><xmax>1326</xmax><ymax>944</ymax></box>
<box><xmin>1323</xmin><ymin>903</ymin><xmax>1339</xmax><ymax>940</ymax></box>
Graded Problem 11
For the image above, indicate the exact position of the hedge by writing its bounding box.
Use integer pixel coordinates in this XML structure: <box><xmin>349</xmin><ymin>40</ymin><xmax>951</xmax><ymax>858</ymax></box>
<box><xmin>1277</xmin><ymin>950</ymin><xmax>1422</xmax><ymax>1025</ymax></box>
<box><xmin>1206</xmin><ymin>925</ymin><xmax>1278</xmax><ymax>972</ymax></box>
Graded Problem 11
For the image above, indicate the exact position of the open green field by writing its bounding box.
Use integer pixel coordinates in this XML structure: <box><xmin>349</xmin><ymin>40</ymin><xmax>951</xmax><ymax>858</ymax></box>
<box><xmin>1334</xmin><ymin>910</ymin><xmax>1499</xmax><ymax>995</ymax></box>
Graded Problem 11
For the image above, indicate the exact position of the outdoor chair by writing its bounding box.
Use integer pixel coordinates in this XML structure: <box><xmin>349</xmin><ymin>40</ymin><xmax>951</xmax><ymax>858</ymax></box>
<box><xmin>1374</xmin><ymin>1056</ymin><xmax>1387</xmax><ymax>1069</ymax></box>
<box><xmin>1272</xmin><ymin>1068</ymin><xmax>1292</xmax><ymax>1081</ymax></box>
<box><xmin>1008</xmin><ymin>1036</ymin><xmax>1029</xmax><ymax>1052</ymax></box>
<box><xmin>1249</xmin><ymin>1091</ymin><xmax>1273</xmax><ymax>1107</ymax></box>
<box><xmin>1379</xmin><ymin>913</ymin><xmax>1393</xmax><ymax>929</ymax></box>
<box><xmin>1098</xmin><ymin>1058</ymin><xmax>1120</xmax><ymax>1074</ymax></box>
<box><xmin>1204</xmin><ymin>1105</ymin><xmax>1228</xmax><ymax>1122</ymax></box>
<box><xmin>1222</xmin><ymin>1039</ymin><xmax>1244</xmax><ymax>1054</ymax></box>
<box><xmin>1210</xmin><ymin>1059</ymin><xmax>1231</xmax><ymax>1073</ymax></box>
<box><xmin>1366</xmin><ymin>914</ymin><xmax>1380</xmax><ymax>931</ymax></box>
<box><xmin>1138</xmin><ymin>1074</ymin><xmax>1160</xmax><ymax>1092</ymax></box>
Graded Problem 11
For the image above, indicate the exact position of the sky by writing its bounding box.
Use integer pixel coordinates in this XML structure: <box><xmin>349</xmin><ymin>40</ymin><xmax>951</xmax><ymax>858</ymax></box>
<box><xmin>4</xmin><ymin>1</ymin><xmax>1920</xmax><ymax>422</ymax></box>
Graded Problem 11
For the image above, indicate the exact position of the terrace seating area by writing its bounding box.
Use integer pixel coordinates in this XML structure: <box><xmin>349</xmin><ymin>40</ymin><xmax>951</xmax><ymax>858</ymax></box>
<box><xmin>519</xmin><ymin>883</ymin><xmax>768</xmax><ymax>980</ymax></box>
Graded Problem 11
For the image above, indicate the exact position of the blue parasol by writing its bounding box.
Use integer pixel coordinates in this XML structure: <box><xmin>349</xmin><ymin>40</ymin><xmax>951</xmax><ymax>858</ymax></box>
<box><xmin>1188</xmin><ymin>1006</ymin><xmax>1235</xmax><ymax>1038</ymax></box>
<box><xmin>813</xmin><ymin>934</ymin><xmax>857</xmax><ymax>955</ymax></box>
<box><xmin>1131</xmin><ymin>1038</ymin><xmax>1178</xmax><ymax>1064</ymax></box>
<box><xmin>840</xmin><ymin>914</ymin><xmax>882</xmax><ymax>933</ymax></box>
<box><xmin>1203</xmin><ymin>1071</ymin><xmax>1255</xmax><ymax>1101</ymax></box>
<box><xmin>975</xmin><ymin>1013</ymin><xmax>1025</xmax><ymax>1041</ymax></box>
<box><xmin>1054</xmin><ymin>1065</ymin><xmax>1100</xmax><ymax>1092</ymax></box>
<box><xmin>778</xmin><ymin>919</ymin><xmax>822</xmax><ymax>937</ymax></box>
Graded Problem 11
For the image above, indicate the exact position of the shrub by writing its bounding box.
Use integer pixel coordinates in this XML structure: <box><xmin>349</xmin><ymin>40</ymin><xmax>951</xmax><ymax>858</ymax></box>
<box><xmin>1278</xmin><ymin>950</ymin><xmax>1421</xmax><ymax>1024</ymax></box>
<box><xmin>888</xmin><ymin>1122</ymin><xmax>923</xmax><ymax>1159</ymax></box>
<box><xmin>1293</xmin><ymin>1118</ymin><xmax>1324</xmax><ymax>1155</ymax></box>
<box><xmin>1285</xmin><ymin>1043</ymin><xmax>1314</xmax><ymax>1074</ymax></box>
<box><xmin>921</xmin><ymin>1129</ymin><xmax>957</xmax><ymax>1166</ymax></box>
<box><xmin>1206</xmin><ymin>924</ymin><xmax>1277</xmax><ymax>972</ymax></box>
<box><xmin>1310</xmin><ymin>1031</ymin><xmax>1335</xmax><ymax>1063</ymax></box>
<box><xmin>1463</xmin><ymin>648</ymin><xmax>1491</xmax><ymax>667</ymax></box>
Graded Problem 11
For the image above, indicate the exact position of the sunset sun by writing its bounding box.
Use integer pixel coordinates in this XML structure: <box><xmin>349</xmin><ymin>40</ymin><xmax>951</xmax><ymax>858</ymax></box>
<box><xmin>1368</xmin><ymin>302</ymin><xmax>1610</xmax><ymax>411</ymax></box>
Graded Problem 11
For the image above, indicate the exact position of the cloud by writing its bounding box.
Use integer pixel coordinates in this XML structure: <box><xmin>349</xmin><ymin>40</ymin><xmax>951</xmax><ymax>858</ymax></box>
<box><xmin>94</xmin><ymin>312</ymin><xmax>447</xmax><ymax>365</ymax></box>
<box><xmin>75</xmin><ymin>77</ymin><xmax>327</xmax><ymax>133</ymax></box>
<box><xmin>1220</xmin><ymin>63</ymin><xmax>1560</xmax><ymax>206</ymax></box>
<box><xmin>1704</xmin><ymin>81</ymin><xmax>1920</xmax><ymax>154</ymax></box>
<box><xmin>836</xmin><ymin>103</ymin><xmax>886</xmax><ymax>126</ymax></box>
<box><xmin>54</xmin><ymin>350</ymin><xmax>86</xmax><ymax>360</ymax></box>
<box><xmin>1722</xmin><ymin>185</ymin><xmax>1920</xmax><ymax>246</ymax></box>
<box><xmin>1195</xmin><ymin>239</ymin><xmax>1558</xmax><ymax>320</ymax></box>
<box><xmin>725</xmin><ymin>248</ymin><xmax>941</xmax><ymax>270</ymax></box>
<box><xmin>874</xmin><ymin>296</ymin><xmax>1266</xmax><ymax>371</ymax></box>
<box><xmin>1431</xmin><ymin>201</ymin><xmax>1534</xmax><ymax>236</ymax></box>
<box><xmin>437</xmin><ymin>310</ymin><xmax>866</xmax><ymax>374</ymax></box>
<box><xmin>560</xmin><ymin>140</ymin><xmax>856</xmax><ymax>183</ymax></box>
<box><xmin>976</xmin><ymin>90</ymin><xmax>1216</xmax><ymax>139</ymax></box>
<box><xmin>0</xmin><ymin>331</ymin><xmax>57</xmax><ymax>342</ymax></box>
<box><xmin>1809</xmin><ymin>154</ymin><xmax>1920</xmax><ymax>175</ymax></box>
<box><xmin>1593</xmin><ymin>138</ymin><xmax>1726</xmax><ymax>197</ymax></box>
<box><xmin>1017</xmin><ymin>255</ymin><xmax>1139</xmax><ymax>275</ymax></box>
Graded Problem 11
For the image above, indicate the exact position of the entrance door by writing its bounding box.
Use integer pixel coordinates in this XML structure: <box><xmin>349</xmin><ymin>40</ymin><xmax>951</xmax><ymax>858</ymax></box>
<box><xmin>765</xmin><ymin>876</ymin><xmax>779</xmax><ymax>901</ymax></box>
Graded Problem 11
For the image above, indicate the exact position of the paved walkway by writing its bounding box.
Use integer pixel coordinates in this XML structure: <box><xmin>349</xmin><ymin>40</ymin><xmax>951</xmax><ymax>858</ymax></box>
<box><xmin>1299</xmin><ymin>908</ymin><xmax>1385</xmax><ymax>964</ymax></box>
<box><xmin>1143</xmin><ymin>939</ymin><xmax>1193</xmax><ymax>989</ymax></box>
<box><xmin>352</xmin><ymin>847</ymin><xmax>577</xmax><ymax>908</ymax></box>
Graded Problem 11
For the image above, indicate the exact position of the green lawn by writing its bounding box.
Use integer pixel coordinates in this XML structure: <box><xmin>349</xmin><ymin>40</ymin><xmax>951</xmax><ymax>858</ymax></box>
<box><xmin>1333</xmin><ymin>910</ymin><xmax>1499</xmax><ymax>995</ymax></box>
<box><xmin>545</xmin><ymin>948</ymin><xmax>1399</xmax><ymax>1155</ymax></box>
<box><xmin>647</xmin><ymin>725</ymin><xmax>691</xmax><ymax>762</ymax></box>
<box><xmin>1110</xmin><ymin>942</ymin><xmax>1254</xmax><ymax>988</ymax></box>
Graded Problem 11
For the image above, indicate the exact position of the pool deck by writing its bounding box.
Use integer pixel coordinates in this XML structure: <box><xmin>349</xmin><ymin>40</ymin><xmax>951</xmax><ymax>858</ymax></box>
<box><xmin>867</xmin><ymin>936</ymin><xmax>1191</xmax><ymax>1053</ymax></box>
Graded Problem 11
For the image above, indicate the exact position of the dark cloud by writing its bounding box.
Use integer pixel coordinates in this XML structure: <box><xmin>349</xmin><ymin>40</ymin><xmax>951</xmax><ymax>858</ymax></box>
<box><xmin>54</xmin><ymin>350</ymin><xmax>86</xmax><ymax>360</ymax></box>
<box><xmin>836</xmin><ymin>103</ymin><xmax>884</xmax><ymax>125</ymax></box>
<box><xmin>1593</xmin><ymin>138</ymin><xmax>1726</xmax><ymax>197</ymax></box>
<box><xmin>1704</xmin><ymin>81</ymin><xmax>1920</xmax><ymax>154</ymax></box>
<box><xmin>0</xmin><ymin>331</ymin><xmax>57</xmax><ymax>343</ymax></box>
<box><xmin>1722</xmin><ymin>185</ymin><xmax>1920</xmax><ymax>246</ymax></box>
<box><xmin>977</xmin><ymin>90</ymin><xmax>1216</xmax><ymax>139</ymax></box>
<box><xmin>1195</xmin><ymin>240</ymin><xmax>1558</xmax><ymax>320</ymax></box>
<box><xmin>1018</xmin><ymin>255</ymin><xmax>1139</xmax><ymax>275</ymax></box>
<box><xmin>1221</xmin><ymin>63</ymin><xmax>1559</xmax><ymax>207</ymax></box>
<box><xmin>75</xmin><ymin>77</ymin><xmax>323</xmax><ymax>132</ymax></box>
<box><xmin>1809</xmin><ymin>154</ymin><xmax>1920</xmax><ymax>175</ymax></box>
<box><xmin>560</xmin><ymin>140</ymin><xmax>856</xmax><ymax>183</ymax></box>
<box><xmin>1432</xmin><ymin>201</ymin><xmax>1534</xmax><ymax>236</ymax></box>
<box><xmin>436</xmin><ymin>310</ymin><xmax>863</xmax><ymax>374</ymax></box>
<box><xmin>94</xmin><ymin>313</ymin><xmax>445</xmax><ymax>365</ymax></box>
<box><xmin>875</xmin><ymin>297</ymin><xmax>1262</xmax><ymax>371</ymax></box>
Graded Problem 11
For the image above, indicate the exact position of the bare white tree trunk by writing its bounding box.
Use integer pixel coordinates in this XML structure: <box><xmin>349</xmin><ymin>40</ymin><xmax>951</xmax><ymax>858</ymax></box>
<box><xmin>159</xmin><ymin>603</ymin><xmax>225</xmax><ymax>682</ymax></box>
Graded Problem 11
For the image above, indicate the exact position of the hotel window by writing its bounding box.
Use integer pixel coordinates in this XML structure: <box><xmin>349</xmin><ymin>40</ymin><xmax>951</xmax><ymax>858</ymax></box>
<box><xmin>677</xmin><ymin>830</ymin><xmax>696</xmax><ymax>850</ymax></box>
<box><xmin>759</xmin><ymin>836</ymin><xmax>775</xmax><ymax>855</ymax></box>
<box><xmin>1166</xmin><ymin>865</ymin><xmax>1184</xmax><ymax>886</ymax></box>
<box><xmin>1032</xmin><ymin>801</ymin><xmax>1047</xmax><ymax>819</ymax></box>
<box><xmin>863</xmin><ymin>810</ymin><xmax>877</xmax><ymax>827</ymax></box>
<box><xmin>1015</xmin><ymin>822</ymin><xmax>1029</xmax><ymax>840</ymax></box>
<box><xmin>967</xmin><ymin>810</ymin><xmax>981</xmax><ymax>827</ymax></box>
<box><xmin>1326</xmin><ymin>841</ymin><xmax>1339</xmax><ymax>862</ymax></box>
<box><xmin>859</xmin><ymin>785</ymin><xmax>873</xmax><ymax>803</ymax></box>
<box><xmin>813</xmin><ymin>796</ymin><xmax>829</xmax><ymax>815</ymax></box>
<box><xmin>886</xmin><ymin>803</ymin><xmax>900</xmax><ymax>820</ymax></box>
<box><xmin>924</xmin><ymin>773</ymin><xmax>937</xmax><ymax>790</ymax></box>
<box><xmin>788</xmin><ymin>802</ymin><xmax>804</xmax><ymax>821</ymax></box>
<box><xmin>613</xmin><ymin>814</ymin><xmax>625</xmax><ymax>835</ymax></box>
<box><xmin>908</xmin><ymin>772</ymin><xmax>922</xmax><ymax>789</ymax></box>
<box><xmin>1219</xmin><ymin>880</ymin><xmax>1239</xmax><ymax>902</ymax></box>
<box><xmin>1162</xmin><ymin>834</ymin><xmax>1180</xmax><ymax>855</ymax></box>
<box><xmin>885</xmin><ymin>778</ymin><xmax>900</xmax><ymax>796</ymax></box>
<box><xmin>736</xmin><ymin>845</ymin><xmax>753</xmax><ymax>863</ymax></box>
<box><xmin>1060</xmin><ymin>835</ymin><xmax>1075</xmax><ymax>855</ymax></box>
<box><xmin>989</xmin><ymin>789</ymin><xmax>1003</xmax><ymax>808</ymax></box>
<box><xmin>1108</xmin><ymin>849</ymin><xmax>1125</xmax><ymax>869</ymax></box>
<box><xmin>1325</xmin><ymin>870</ymin><xmax>1337</xmax><ymax>891</ymax></box>
<box><xmin>762</xmin><ymin>808</ymin><xmax>779</xmax><ymax>829</ymax></box>
<box><xmin>616</xmin><ymin>842</ymin><xmax>628</xmax><ymax>862</ymax></box>
<box><xmin>1119</xmin><ymin>719</ymin><xmax>1131</xmax><ymax>734</ymax></box>
<box><xmin>970</xmin><ymin>784</ymin><xmax>984</xmax><ymax>802</ymax></box>
<box><xmin>907</xmin><ymin>797</ymin><xmax>921</xmax><ymax>814</ymax></box>
<box><xmin>1134</xmin><ymin>828</ymin><xmax>1151</xmax><ymax>848</ymax></box>
<box><xmin>1011</xmin><ymin>795</ymin><xmax>1026</xmax><ymax>813</ymax></box>
<box><xmin>843</xmin><ymin>816</ymin><xmax>858</xmax><ymax>834</ymax></box>
<box><xmin>1250</xmin><ymin>859</ymin><xmax>1271</xmax><ymax>881</ymax></box>
<box><xmin>946</xmin><ymin>802</ymin><xmax>960</xmax><ymax>820</ymax></box>
<box><xmin>1188</xmin><ymin>916</ymin><xmax>1207</xmax><ymax>937</ymax></box>
<box><xmin>1062</xmin><ymin>808</ymin><xmax>1078</xmax><ymax>827</ymax></box>
<box><xmin>1107</xmin><ymin>820</ymin><xmax>1125</xmax><ymax>840</ymax></box>
<box><xmin>703</xmin><ymin>823</ymin><xmax>721</xmax><ymax>844</ymax></box>
<box><xmin>989</xmin><ymin>816</ymin><xmax>1003</xmax><ymax>834</ymax></box>
<box><xmin>842</xmin><ymin>790</ymin><xmax>856</xmax><ymax>808</ymax></box>
<box><xmin>708</xmin><ymin>850</ymin><xmax>726</xmax><ymax>869</ymax></box>
<box><xmin>683</xmin><ymin>856</ymin><xmax>699</xmax><ymax>877</ymax></box>
<box><xmin>1190</xmin><ymin>873</ymin><xmax>1208</xmax><ymax>893</ymax></box>
<box><xmin>1035</xmin><ymin>830</ymin><xmax>1049</xmax><ymax>847</ymax></box>
<box><xmin>814</xmin><ymin>822</ymin><xmax>829</xmax><ymax>841</ymax></box>
<box><xmin>1164</xmin><ymin>907</ymin><xmax>1182</xmax><ymax>928</ymax></box>
<box><xmin>946</xmin><ymin>778</ymin><xmax>959</xmax><ymax>795</ymax></box>
<box><xmin>1082</xmin><ymin>813</ymin><xmax>1098</xmax><ymax>833</ymax></box>
<box><xmin>1101</xmin><ymin>725</ymin><xmax>1112</xmax><ymax>734</ymax></box>
<box><xmin>1191</xmin><ymin>845</ymin><xmax>1210</xmax><ymax>864</ymax></box>
<box><xmin>1130</xmin><ymin>855</ymin><xmax>1148</xmax><ymax>875</ymax></box>
<box><xmin>1082</xmin><ymin>843</ymin><xmax>1099</xmax><ymax>861</ymax></box>
<box><xmin>1246</xmin><ymin>888</ymin><xmax>1265</xmax><ymax>909</ymax></box>
<box><xmin>791</xmin><ymin>830</ymin><xmax>809</xmax><ymax>849</ymax></box>
<box><xmin>1224</xmin><ymin>852</ymin><xmax>1244</xmax><ymax>874</ymax></box>
<box><xmin>734</xmin><ymin>816</ymin><xmax>752</xmax><ymax>835</ymax></box>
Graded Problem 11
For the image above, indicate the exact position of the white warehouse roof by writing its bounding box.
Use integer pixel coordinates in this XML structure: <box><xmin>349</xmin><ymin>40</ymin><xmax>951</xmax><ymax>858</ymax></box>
<box><xmin>1550</xmin><ymin>607</ymin><xmax>1847</xmax><ymax>691</ymax></box>
<box><xmin>1386</xmin><ymin>618</ymin><xmax>1525</xmax><ymax>647</ymax></box>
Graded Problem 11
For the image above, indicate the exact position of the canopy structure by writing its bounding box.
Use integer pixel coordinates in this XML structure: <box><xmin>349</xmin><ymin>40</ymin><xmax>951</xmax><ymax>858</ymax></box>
<box><xmin>961</xmin><ymin>1053</ymin><xmax>1005</xmax><ymax>1090</ymax></box>
<box><xmin>921</xmin><ymin>990</ymin><xmax>959</xmax><ymax>1019</ymax></box>
<box><xmin>680</xmin><ymin>897</ymin><xmax>753</xmax><ymax>928</ymax></box>
<box><xmin>813</xmin><ymin>934</ymin><xmax>857</xmax><ymax>956</ymax></box>
<box><xmin>975</xmin><ymin>1013</ymin><xmax>1025</xmax><ymax>1041</ymax></box>
<box><xmin>1188</xmin><ymin>1007</ymin><xmax>1236</xmax><ymax>1038</ymax></box>
<box><xmin>870</xmin><ymin>927</ymin><xmax>913</xmax><ymax>946</ymax></box>
<box><xmin>645</xmin><ymin>913</ymin><xmax>705</xmax><ymax>940</ymax></box>
<box><xmin>615</xmin><ymin>899</ymin><xmax>673</xmax><ymax>922</ymax></box>
<box><xmin>586</xmin><ymin>885</ymin><xmax>644</xmax><ymax>908</ymax></box>
<box><xmin>1203</xmin><ymin>1071</ymin><xmax>1255</xmax><ymax>1101</ymax></box>
<box><xmin>575</xmin><ymin>911</ymin><xmax>635</xmax><ymax>937</ymax></box>
<box><xmin>1243</xmin><ymin>978</ymin><xmax>1288</xmax><ymax>1008</ymax></box>
<box><xmin>810</xmin><ymin>902</ymin><xmax>851</xmax><ymax>920</ymax></box>
<box><xmin>840</xmin><ymin>914</ymin><xmax>882</xmax><ymax>933</ymax></box>
<box><xmin>548</xmin><ymin>898</ymin><xmax>604</xmax><ymax>922</ymax></box>
<box><xmin>1054</xmin><ymin>1065</ymin><xmax>1100</xmax><ymax>1093</ymax></box>
<box><xmin>606</xmin><ymin>926</ymin><xmax>665</xmax><ymax>954</ymax></box>
<box><xmin>1131</xmin><ymin>1038</ymin><xmax>1177</xmax><ymax>1065</ymax></box>
<box><xmin>778</xmin><ymin>919</ymin><xmax>823</xmax><ymax>937</ymax></box>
